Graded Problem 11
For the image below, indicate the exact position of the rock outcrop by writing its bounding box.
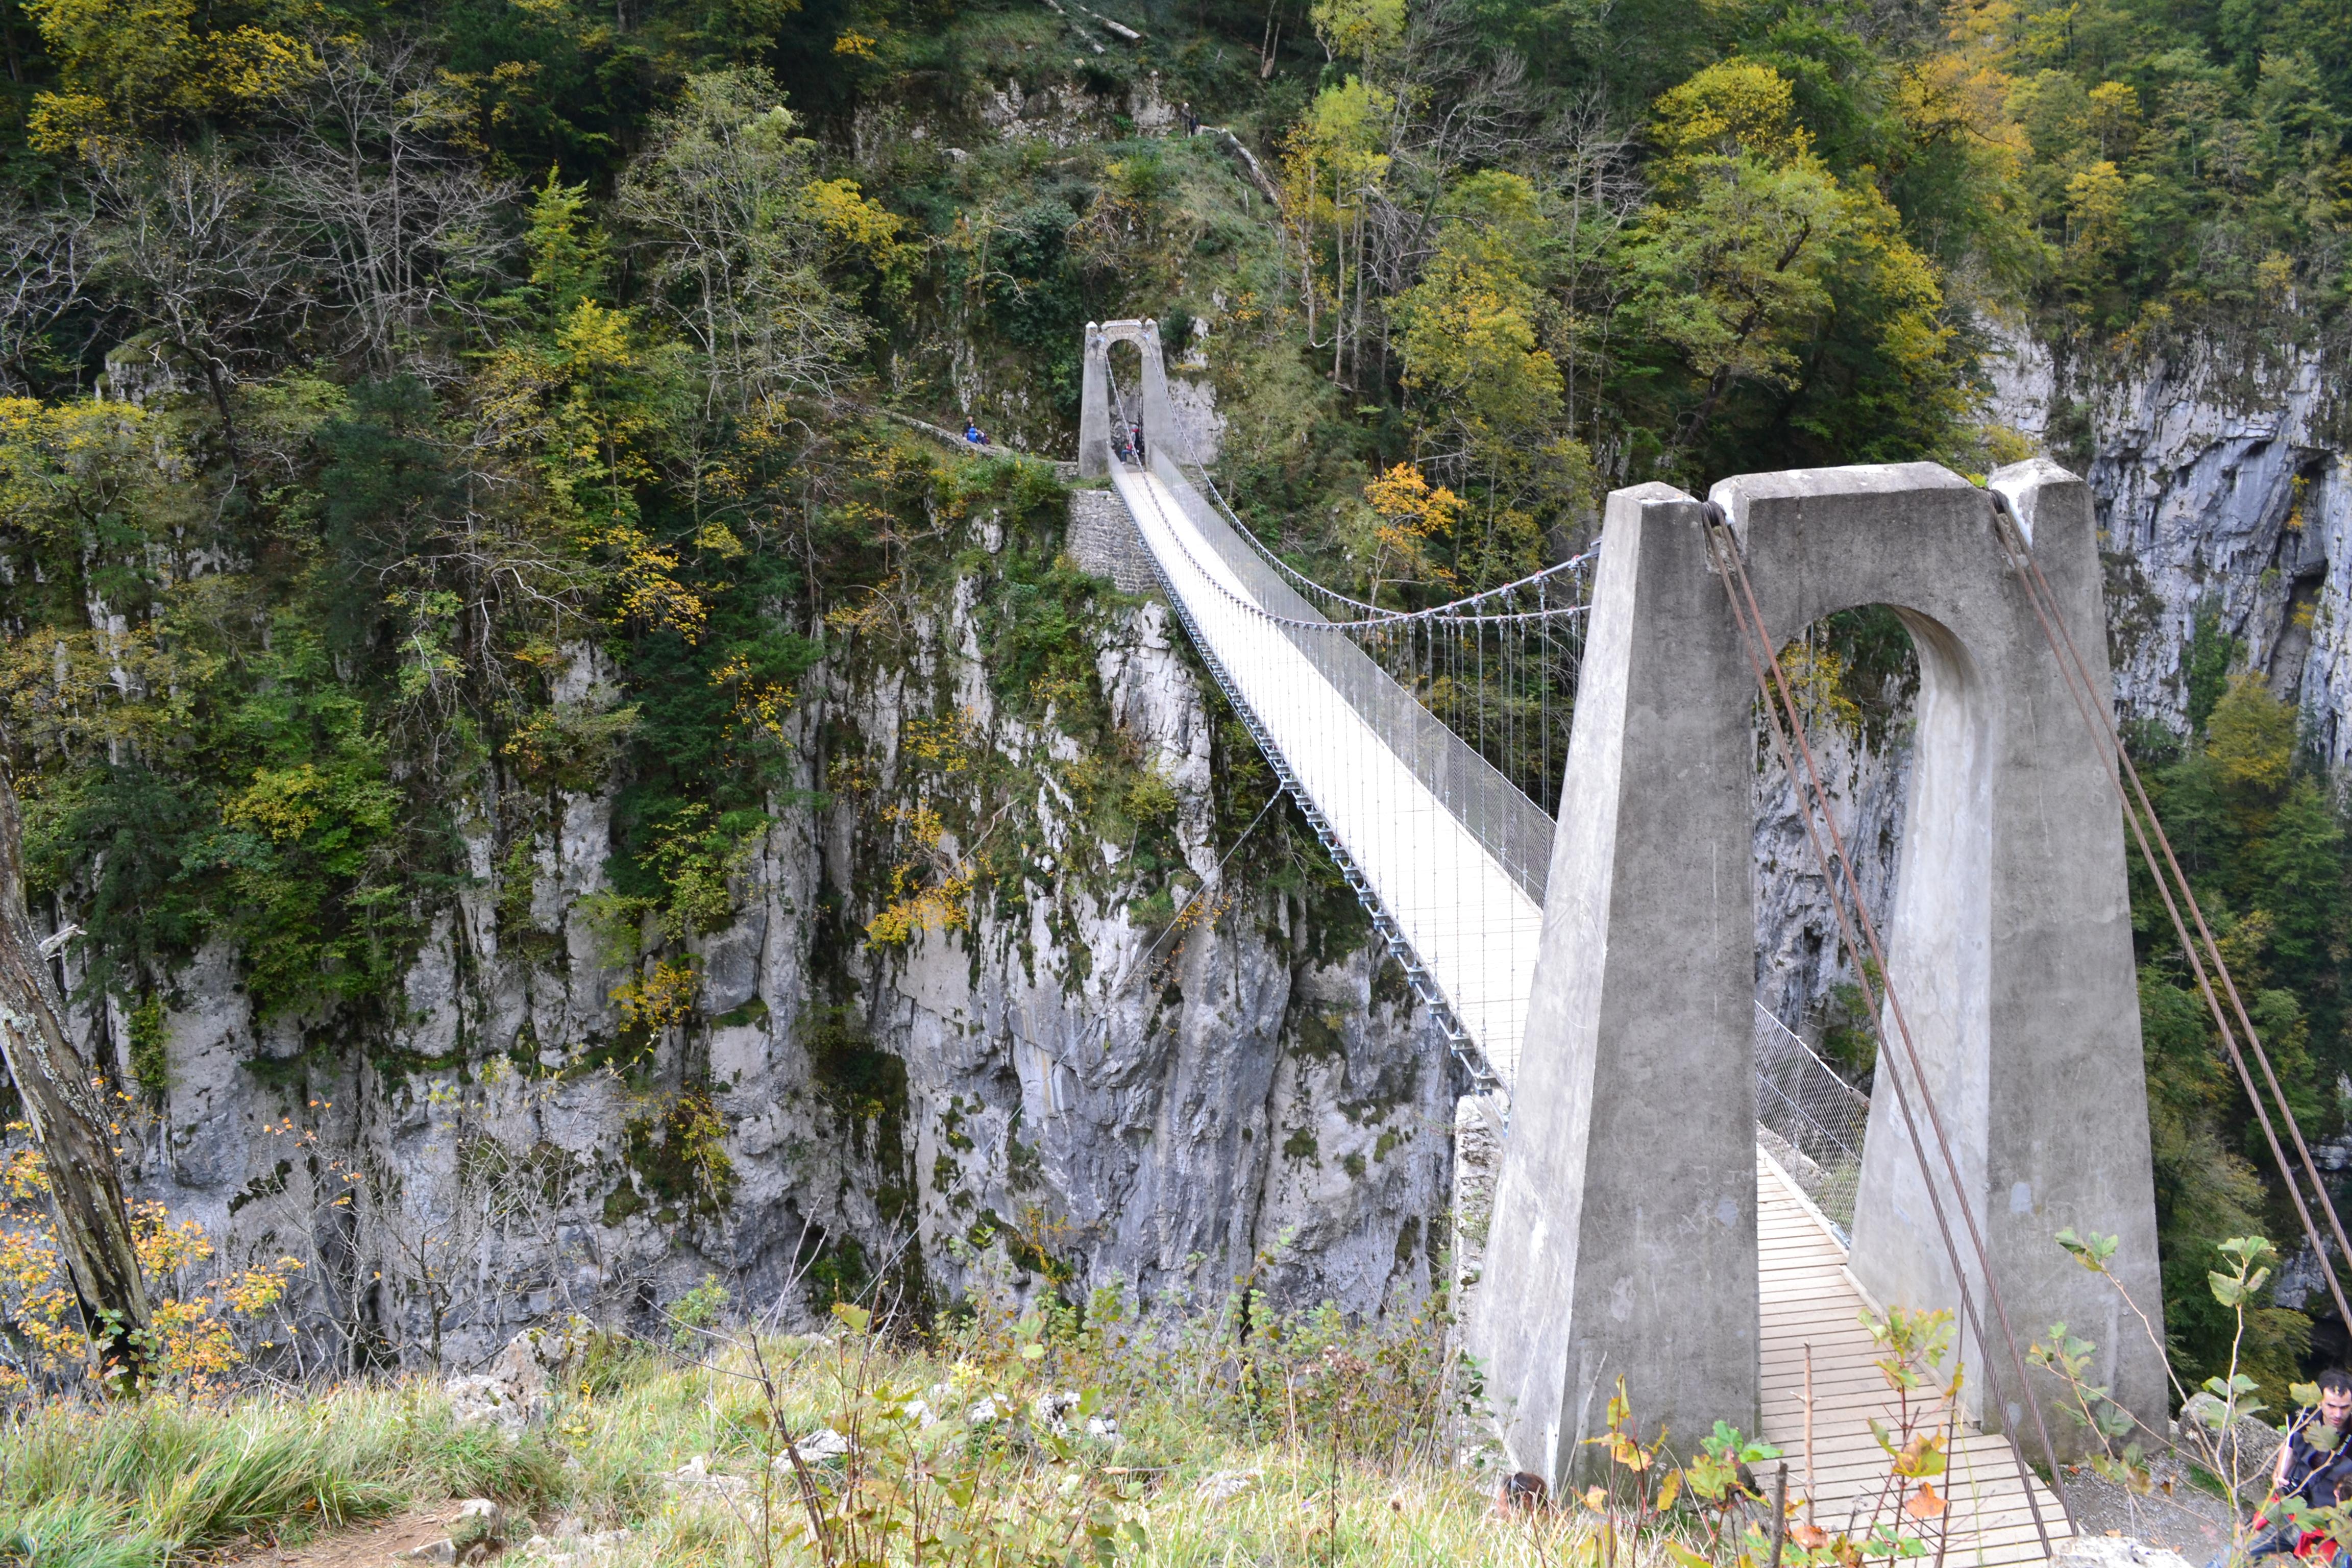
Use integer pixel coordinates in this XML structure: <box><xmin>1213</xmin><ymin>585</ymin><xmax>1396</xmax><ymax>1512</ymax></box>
<box><xmin>59</xmin><ymin>499</ymin><xmax>1451</xmax><ymax>1368</ymax></box>
<box><xmin>1991</xmin><ymin>324</ymin><xmax>2352</xmax><ymax>751</ymax></box>
<box><xmin>48</xmin><ymin>308</ymin><xmax>2352</xmax><ymax>1368</ymax></box>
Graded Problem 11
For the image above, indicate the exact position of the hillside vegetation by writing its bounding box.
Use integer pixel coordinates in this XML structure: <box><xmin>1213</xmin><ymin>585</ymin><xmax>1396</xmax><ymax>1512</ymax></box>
<box><xmin>0</xmin><ymin>0</ymin><xmax>2347</xmax><ymax>1473</ymax></box>
<box><xmin>0</xmin><ymin>1264</ymin><xmax>2123</xmax><ymax>1567</ymax></box>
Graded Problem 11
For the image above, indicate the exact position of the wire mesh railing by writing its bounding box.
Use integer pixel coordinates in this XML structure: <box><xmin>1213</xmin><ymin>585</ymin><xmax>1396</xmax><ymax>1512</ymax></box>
<box><xmin>1099</xmin><ymin>347</ymin><xmax>1891</xmax><ymax>1115</ymax></box>
<box><xmin>1113</xmin><ymin>447</ymin><xmax>1546</xmax><ymax>1084</ymax></box>
<box><xmin>1096</xmin><ymin>390</ymin><xmax>1891</xmax><ymax>1146</ymax></box>
<box><xmin>1188</xmin><ymin>469</ymin><xmax>1592</xmax><ymax>821</ymax></box>
<box><xmin>1149</xmin><ymin>451</ymin><xmax>1570</xmax><ymax>905</ymax></box>
<box><xmin>1754</xmin><ymin>999</ymin><xmax>1871</xmax><ymax>1230</ymax></box>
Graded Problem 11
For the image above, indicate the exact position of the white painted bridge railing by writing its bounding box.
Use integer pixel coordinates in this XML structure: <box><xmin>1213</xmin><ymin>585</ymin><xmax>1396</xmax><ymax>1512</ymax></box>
<box><xmin>1114</xmin><ymin>445</ymin><xmax>1552</xmax><ymax>1090</ymax></box>
<box><xmin>1080</xmin><ymin>322</ymin><xmax>1869</xmax><ymax>1152</ymax></box>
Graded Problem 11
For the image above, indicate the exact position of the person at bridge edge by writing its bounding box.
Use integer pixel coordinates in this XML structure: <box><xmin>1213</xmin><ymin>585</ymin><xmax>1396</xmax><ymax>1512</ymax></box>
<box><xmin>2239</xmin><ymin>1369</ymin><xmax>2352</xmax><ymax>1563</ymax></box>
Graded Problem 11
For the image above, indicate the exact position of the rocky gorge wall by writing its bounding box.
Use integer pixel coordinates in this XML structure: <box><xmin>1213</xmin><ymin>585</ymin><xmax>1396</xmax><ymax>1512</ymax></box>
<box><xmin>57</xmin><ymin>493</ymin><xmax>1453</xmax><ymax>1370</ymax></box>
<box><xmin>43</xmin><ymin>312</ymin><xmax>2352</xmax><ymax>1370</ymax></box>
<box><xmin>1987</xmin><ymin>325</ymin><xmax>2352</xmax><ymax>751</ymax></box>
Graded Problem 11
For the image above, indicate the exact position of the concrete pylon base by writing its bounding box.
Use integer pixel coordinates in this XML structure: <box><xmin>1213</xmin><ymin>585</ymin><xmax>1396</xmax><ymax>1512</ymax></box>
<box><xmin>1469</xmin><ymin>461</ymin><xmax>2165</xmax><ymax>1487</ymax></box>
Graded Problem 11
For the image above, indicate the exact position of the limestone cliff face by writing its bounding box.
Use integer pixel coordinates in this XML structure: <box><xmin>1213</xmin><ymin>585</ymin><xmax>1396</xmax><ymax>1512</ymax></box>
<box><xmin>1752</xmin><ymin>720</ymin><xmax>1910</xmax><ymax>1038</ymax></box>
<box><xmin>58</xmin><ymin>317</ymin><xmax>2352</xmax><ymax>1364</ymax></box>
<box><xmin>65</xmin><ymin>501</ymin><xmax>1451</xmax><ymax>1369</ymax></box>
<box><xmin>1989</xmin><ymin>324</ymin><xmax>2352</xmax><ymax>747</ymax></box>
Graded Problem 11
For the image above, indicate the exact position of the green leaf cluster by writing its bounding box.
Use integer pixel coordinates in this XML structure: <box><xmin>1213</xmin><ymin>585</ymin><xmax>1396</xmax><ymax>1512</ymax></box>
<box><xmin>2134</xmin><ymin>674</ymin><xmax>2344</xmax><ymax>1392</ymax></box>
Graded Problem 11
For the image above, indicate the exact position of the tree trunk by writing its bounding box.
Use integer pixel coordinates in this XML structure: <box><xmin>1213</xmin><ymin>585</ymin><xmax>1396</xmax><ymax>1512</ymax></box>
<box><xmin>0</xmin><ymin>767</ymin><xmax>152</xmax><ymax>1389</ymax></box>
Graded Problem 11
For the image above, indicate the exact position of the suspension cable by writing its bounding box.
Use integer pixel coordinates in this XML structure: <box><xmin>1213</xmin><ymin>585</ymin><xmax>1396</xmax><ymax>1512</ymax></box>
<box><xmin>1131</xmin><ymin>470</ymin><xmax>1591</xmax><ymax>636</ymax></box>
<box><xmin>1118</xmin><ymin>460</ymin><xmax>1574</xmax><ymax>827</ymax></box>
<box><xmin>1189</xmin><ymin>463</ymin><xmax>1598</xmax><ymax>625</ymax></box>
<box><xmin>1986</xmin><ymin>492</ymin><xmax>2352</xmax><ymax>1329</ymax></box>
<box><xmin>1704</xmin><ymin>509</ymin><xmax>2068</xmax><ymax>1553</ymax></box>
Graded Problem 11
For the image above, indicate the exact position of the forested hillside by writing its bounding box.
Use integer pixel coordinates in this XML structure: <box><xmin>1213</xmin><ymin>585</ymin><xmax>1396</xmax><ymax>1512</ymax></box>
<box><xmin>0</xmin><ymin>0</ymin><xmax>2348</xmax><ymax>1407</ymax></box>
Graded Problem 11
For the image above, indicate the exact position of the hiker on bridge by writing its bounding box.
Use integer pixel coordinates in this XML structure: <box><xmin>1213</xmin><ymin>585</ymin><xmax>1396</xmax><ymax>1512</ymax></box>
<box><xmin>2246</xmin><ymin>1370</ymin><xmax>2352</xmax><ymax>1561</ymax></box>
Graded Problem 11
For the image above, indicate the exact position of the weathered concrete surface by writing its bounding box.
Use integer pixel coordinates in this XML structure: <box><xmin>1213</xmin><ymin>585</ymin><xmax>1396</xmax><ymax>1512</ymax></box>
<box><xmin>1469</xmin><ymin>479</ymin><xmax>1761</xmax><ymax>1487</ymax></box>
<box><xmin>1475</xmin><ymin>462</ymin><xmax>2166</xmax><ymax>1487</ymax></box>
<box><xmin>1137</xmin><ymin>322</ymin><xmax>1182</xmax><ymax>464</ymax></box>
<box><xmin>1079</xmin><ymin>319</ymin><xmax>1185</xmax><ymax>478</ymax></box>
<box><xmin>1720</xmin><ymin>461</ymin><xmax>2164</xmax><ymax>1441</ymax></box>
<box><xmin>1079</xmin><ymin>325</ymin><xmax>1112</xmax><ymax>478</ymax></box>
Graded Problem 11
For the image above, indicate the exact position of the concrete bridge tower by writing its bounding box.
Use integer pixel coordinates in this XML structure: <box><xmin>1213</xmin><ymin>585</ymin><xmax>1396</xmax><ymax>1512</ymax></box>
<box><xmin>1470</xmin><ymin>461</ymin><xmax>2168</xmax><ymax>1487</ymax></box>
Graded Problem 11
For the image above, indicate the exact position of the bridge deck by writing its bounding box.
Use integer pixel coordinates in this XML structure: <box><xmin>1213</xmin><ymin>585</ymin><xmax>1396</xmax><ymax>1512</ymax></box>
<box><xmin>1102</xmin><ymin>447</ymin><xmax>2069</xmax><ymax>1565</ymax></box>
<box><xmin>1759</xmin><ymin>1153</ymin><xmax>2072</xmax><ymax>1567</ymax></box>
<box><xmin>1112</xmin><ymin>463</ymin><xmax>1542</xmax><ymax>1082</ymax></box>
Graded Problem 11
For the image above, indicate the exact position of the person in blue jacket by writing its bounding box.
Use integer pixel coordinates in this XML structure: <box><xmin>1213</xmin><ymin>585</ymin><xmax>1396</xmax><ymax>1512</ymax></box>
<box><xmin>2246</xmin><ymin>1371</ymin><xmax>2352</xmax><ymax>1562</ymax></box>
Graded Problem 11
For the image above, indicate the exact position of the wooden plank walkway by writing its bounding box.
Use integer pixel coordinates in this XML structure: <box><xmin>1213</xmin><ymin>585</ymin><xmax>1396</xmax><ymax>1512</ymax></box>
<box><xmin>1757</xmin><ymin>1152</ymin><xmax>2073</xmax><ymax>1567</ymax></box>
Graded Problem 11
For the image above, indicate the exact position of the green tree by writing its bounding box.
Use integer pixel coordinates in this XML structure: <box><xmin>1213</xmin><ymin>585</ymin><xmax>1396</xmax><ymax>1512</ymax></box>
<box><xmin>615</xmin><ymin>68</ymin><xmax>881</xmax><ymax>416</ymax></box>
<box><xmin>1621</xmin><ymin>60</ymin><xmax>1969</xmax><ymax>474</ymax></box>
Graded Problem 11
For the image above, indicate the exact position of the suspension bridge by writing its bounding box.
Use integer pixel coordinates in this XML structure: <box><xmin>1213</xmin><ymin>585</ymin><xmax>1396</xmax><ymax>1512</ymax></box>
<box><xmin>1071</xmin><ymin>316</ymin><xmax>2349</xmax><ymax>1564</ymax></box>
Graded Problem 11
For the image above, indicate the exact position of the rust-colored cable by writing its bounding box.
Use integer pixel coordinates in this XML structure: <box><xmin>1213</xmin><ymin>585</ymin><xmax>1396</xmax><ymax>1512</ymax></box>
<box><xmin>1987</xmin><ymin>493</ymin><xmax>2352</xmax><ymax>1330</ymax></box>
<box><xmin>1702</xmin><ymin>518</ymin><xmax>2065</xmax><ymax>1554</ymax></box>
<box><xmin>1999</xmin><ymin>497</ymin><xmax>2352</xmax><ymax>1297</ymax></box>
<box><xmin>1716</xmin><ymin>523</ymin><xmax>2069</xmax><ymax>1546</ymax></box>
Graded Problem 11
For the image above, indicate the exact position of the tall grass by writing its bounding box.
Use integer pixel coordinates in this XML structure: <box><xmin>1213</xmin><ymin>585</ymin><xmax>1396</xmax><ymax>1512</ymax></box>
<box><xmin>0</xmin><ymin>1271</ymin><xmax>1864</xmax><ymax>1568</ymax></box>
<box><xmin>0</xmin><ymin>1384</ymin><xmax>568</xmax><ymax>1566</ymax></box>
<box><xmin>0</xmin><ymin>1396</ymin><xmax>391</xmax><ymax>1563</ymax></box>
<box><xmin>0</xmin><ymin>1287</ymin><xmax>1590</xmax><ymax>1567</ymax></box>
<box><xmin>1</xmin><ymin>1228</ymin><xmax>2277</xmax><ymax>1565</ymax></box>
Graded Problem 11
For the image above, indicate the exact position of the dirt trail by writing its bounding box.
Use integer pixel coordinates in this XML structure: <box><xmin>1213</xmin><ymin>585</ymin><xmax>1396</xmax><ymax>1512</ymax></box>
<box><xmin>226</xmin><ymin>1502</ymin><xmax>456</xmax><ymax>1568</ymax></box>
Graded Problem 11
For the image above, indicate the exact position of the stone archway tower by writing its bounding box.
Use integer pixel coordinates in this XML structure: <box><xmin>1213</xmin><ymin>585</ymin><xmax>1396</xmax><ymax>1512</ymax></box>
<box><xmin>1079</xmin><ymin>318</ymin><xmax>1184</xmax><ymax>477</ymax></box>
<box><xmin>1469</xmin><ymin>459</ymin><xmax>2167</xmax><ymax>1486</ymax></box>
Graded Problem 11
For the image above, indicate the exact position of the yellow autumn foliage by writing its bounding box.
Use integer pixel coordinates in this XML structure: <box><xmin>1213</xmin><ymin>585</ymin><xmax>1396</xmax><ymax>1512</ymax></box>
<box><xmin>0</xmin><ymin>1134</ymin><xmax>300</xmax><ymax>1395</ymax></box>
<box><xmin>804</xmin><ymin>177</ymin><xmax>905</xmax><ymax>266</ymax></box>
<box><xmin>1361</xmin><ymin>464</ymin><xmax>1464</xmax><ymax>597</ymax></box>
<box><xmin>24</xmin><ymin>0</ymin><xmax>311</xmax><ymax>149</ymax></box>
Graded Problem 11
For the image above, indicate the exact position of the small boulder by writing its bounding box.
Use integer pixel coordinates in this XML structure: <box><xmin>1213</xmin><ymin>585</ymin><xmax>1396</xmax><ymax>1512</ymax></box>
<box><xmin>445</xmin><ymin>1372</ymin><xmax>530</xmax><ymax>1435</ymax></box>
<box><xmin>666</xmin><ymin>1453</ymin><xmax>750</xmax><ymax>1500</ymax></box>
<box><xmin>513</xmin><ymin>1523</ymin><xmax>628</xmax><ymax>1563</ymax></box>
<box><xmin>447</xmin><ymin>1319</ymin><xmax>596</xmax><ymax>1435</ymax></box>
<box><xmin>451</xmin><ymin>1498</ymin><xmax>503</xmax><ymax>1531</ymax></box>
<box><xmin>789</xmin><ymin>1428</ymin><xmax>851</xmax><ymax>1462</ymax></box>
<box><xmin>395</xmin><ymin>1540</ymin><xmax>458</xmax><ymax>1565</ymax></box>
